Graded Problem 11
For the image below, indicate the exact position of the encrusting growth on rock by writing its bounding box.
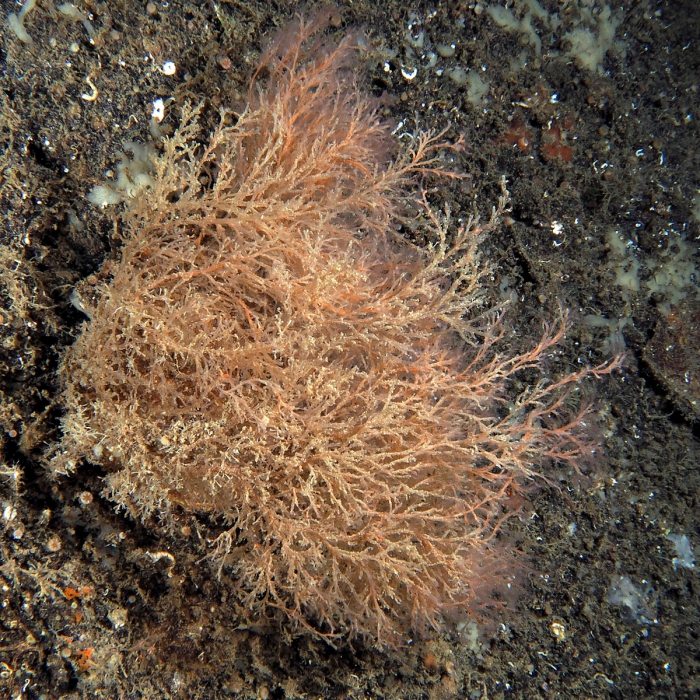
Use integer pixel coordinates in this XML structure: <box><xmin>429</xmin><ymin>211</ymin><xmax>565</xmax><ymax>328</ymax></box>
<box><xmin>50</xmin><ymin>10</ymin><xmax>620</xmax><ymax>646</ymax></box>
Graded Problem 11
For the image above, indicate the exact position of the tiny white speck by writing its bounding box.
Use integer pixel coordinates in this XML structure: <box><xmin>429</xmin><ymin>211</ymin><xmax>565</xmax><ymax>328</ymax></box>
<box><xmin>152</xmin><ymin>98</ymin><xmax>165</xmax><ymax>122</ymax></box>
<box><xmin>162</xmin><ymin>61</ymin><xmax>176</xmax><ymax>75</ymax></box>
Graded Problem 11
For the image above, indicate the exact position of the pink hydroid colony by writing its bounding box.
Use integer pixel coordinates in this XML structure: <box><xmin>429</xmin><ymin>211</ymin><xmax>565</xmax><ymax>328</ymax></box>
<box><xmin>51</xmin><ymin>11</ymin><xmax>619</xmax><ymax>646</ymax></box>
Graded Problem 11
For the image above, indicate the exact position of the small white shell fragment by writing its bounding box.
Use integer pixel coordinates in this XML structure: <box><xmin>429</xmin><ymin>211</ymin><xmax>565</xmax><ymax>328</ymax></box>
<box><xmin>107</xmin><ymin>606</ymin><xmax>128</xmax><ymax>629</ymax></box>
<box><xmin>401</xmin><ymin>66</ymin><xmax>418</xmax><ymax>81</ymax></box>
<box><xmin>550</xmin><ymin>621</ymin><xmax>566</xmax><ymax>642</ymax></box>
<box><xmin>152</xmin><ymin>97</ymin><xmax>165</xmax><ymax>122</ymax></box>
<box><xmin>2</xmin><ymin>505</ymin><xmax>17</xmax><ymax>522</ymax></box>
<box><xmin>162</xmin><ymin>61</ymin><xmax>176</xmax><ymax>75</ymax></box>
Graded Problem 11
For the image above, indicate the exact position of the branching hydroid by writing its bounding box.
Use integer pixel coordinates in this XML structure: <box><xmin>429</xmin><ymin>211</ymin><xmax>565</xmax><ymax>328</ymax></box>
<box><xmin>50</xmin><ymin>10</ymin><xmax>620</xmax><ymax>646</ymax></box>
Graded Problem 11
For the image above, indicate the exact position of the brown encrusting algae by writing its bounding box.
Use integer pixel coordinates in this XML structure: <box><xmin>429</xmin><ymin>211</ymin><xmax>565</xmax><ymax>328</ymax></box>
<box><xmin>49</xmin><ymin>11</ymin><xmax>619</xmax><ymax>646</ymax></box>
